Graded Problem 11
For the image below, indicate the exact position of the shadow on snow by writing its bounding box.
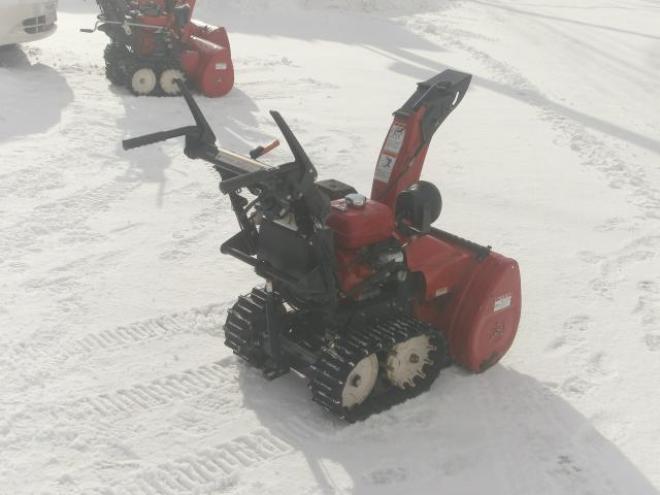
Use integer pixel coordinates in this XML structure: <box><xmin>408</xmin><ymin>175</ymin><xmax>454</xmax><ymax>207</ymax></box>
<box><xmin>0</xmin><ymin>45</ymin><xmax>73</xmax><ymax>142</ymax></box>
<box><xmin>238</xmin><ymin>362</ymin><xmax>658</xmax><ymax>495</ymax></box>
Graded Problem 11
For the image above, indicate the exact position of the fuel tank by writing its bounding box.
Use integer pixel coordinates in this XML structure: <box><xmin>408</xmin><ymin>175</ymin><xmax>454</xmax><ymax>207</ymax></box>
<box><xmin>326</xmin><ymin>197</ymin><xmax>394</xmax><ymax>250</ymax></box>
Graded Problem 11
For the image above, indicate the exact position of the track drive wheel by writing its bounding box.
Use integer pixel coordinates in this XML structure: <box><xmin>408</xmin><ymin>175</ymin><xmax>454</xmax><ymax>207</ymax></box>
<box><xmin>128</xmin><ymin>65</ymin><xmax>158</xmax><ymax>96</ymax></box>
<box><xmin>384</xmin><ymin>332</ymin><xmax>445</xmax><ymax>390</ymax></box>
<box><xmin>103</xmin><ymin>43</ymin><xmax>129</xmax><ymax>86</ymax></box>
<box><xmin>159</xmin><ymin>68</ymin><xmax>186</xmax><ymax>96</ymax></box>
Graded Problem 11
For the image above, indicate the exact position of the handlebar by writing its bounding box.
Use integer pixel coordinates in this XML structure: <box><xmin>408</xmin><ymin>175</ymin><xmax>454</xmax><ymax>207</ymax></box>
<box><xmin>122</xmin><ymin>126</ymin><xmax>198</xmax><ymax>150</ymax></box>
<box><xmin>120</xmin><ymin>80</ymin><xmax>320</xmax><ymax>216</ymax></box>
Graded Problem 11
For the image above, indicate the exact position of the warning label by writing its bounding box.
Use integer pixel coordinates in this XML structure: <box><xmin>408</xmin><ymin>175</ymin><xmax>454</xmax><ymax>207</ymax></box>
<box><xmin>383</xmin><ymin>124</ymin><xmax>406</xmax><ymax>154</ymax></box>
<box><xmin>374</xmin><ymin>154</ymin><xmax>396</xmax><ymax>183</ymax></box>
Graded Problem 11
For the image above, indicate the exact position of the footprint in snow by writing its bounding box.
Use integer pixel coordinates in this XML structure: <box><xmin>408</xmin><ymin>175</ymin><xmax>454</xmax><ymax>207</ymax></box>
<box><xmin>367</xmin><ymin>467</ymin><xmax>408</xmax><ymax>485</ymax></box>
<box><xmin>594</xmin><ymin>217</ymin><xmax>626</xmax><ymax>232</ymax></box>
<box><xmin>644</xmin><ymin>334</ymin><xmax>660</xmax><ymax>352</ymax></box>
<box><xmin>561</xmin><ymin>376</ymin><xmax>595</xmax><ymax>397</ymax></box>
<box><xmin>563</xmin><ymin>315</ymin><xmax>591</xmax><ymax>332</ymax></box>
<box><xmin>577</xmin><ymin>250</ymin><xmax>603</xmax><ymax>264</ymax></box>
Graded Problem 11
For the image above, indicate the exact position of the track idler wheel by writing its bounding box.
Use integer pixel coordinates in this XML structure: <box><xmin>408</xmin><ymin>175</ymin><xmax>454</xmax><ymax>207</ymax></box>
<box><xmin>128</xmin><ymin>65</ymin><xmax>158</xmax><ymax>96</ymax></box>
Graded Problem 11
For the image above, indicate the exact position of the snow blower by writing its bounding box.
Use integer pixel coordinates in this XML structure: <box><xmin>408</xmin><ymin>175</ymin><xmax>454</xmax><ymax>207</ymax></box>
<box><xmin>122</xmin><ymin>70</ymin><xmax>522</xmax><ymax>421</ymax></box>
<box><xmin>83</xmin><ymin>0</ymin><xmax>233</xmax><ymax>97</ymax></box>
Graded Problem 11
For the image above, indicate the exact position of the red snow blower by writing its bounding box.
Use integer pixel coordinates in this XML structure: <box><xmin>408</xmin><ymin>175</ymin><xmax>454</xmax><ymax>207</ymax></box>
<box><xmin>122</xmin><ymin>70</ymin><xmax>522</xmax><ymax>420</ymax></box>
<box><xmin>83</xmin><ymin>0</ymin><xmax>233</xmax><ymax>97</ymax></box>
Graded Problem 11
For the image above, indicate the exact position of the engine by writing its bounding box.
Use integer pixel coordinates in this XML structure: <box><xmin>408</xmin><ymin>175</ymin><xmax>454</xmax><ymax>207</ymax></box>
<box><xmin>326</xmin><ymin>193</ymin><xmax>406</xmax><ymax>298</ymax></box>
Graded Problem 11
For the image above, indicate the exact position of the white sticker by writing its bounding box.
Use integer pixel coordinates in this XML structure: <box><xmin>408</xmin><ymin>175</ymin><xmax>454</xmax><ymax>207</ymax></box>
<box><xmin>215</xmin><ymin>63</ymin><xmax>228</xmax><ymax>70</ymax></box>
<box><xmin>494</xmin><ymin>294</ymin><xmax>512</xmax><ymax>312</ymax></box>
<box><xmin>434</xmin><ymin>287</ymin><xmax>449</xmax><ymax>297</ymax></box>
<box><xmin>383</xmin><ymin>124</ymin><xmax>406</xmax><ymax>154</ymax></box>
<box><xmin>374</xmin><ymin>154</ymin><xmax>396</xmax><ymax>183</ymax></box>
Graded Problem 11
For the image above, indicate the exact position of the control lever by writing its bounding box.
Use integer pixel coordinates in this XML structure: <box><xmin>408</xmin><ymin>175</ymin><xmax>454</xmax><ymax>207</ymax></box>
<box><xmin>249</xmin><ymin>139</ymin><xmax>281</xmax><ymax>159</ymax></box>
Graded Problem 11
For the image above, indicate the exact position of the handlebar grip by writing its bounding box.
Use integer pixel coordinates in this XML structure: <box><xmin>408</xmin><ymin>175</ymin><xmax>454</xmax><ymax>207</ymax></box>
<box><xmin>122</xmin><ymin>126</ymin><xmax>197</xmax><ymax>150</ymax></box>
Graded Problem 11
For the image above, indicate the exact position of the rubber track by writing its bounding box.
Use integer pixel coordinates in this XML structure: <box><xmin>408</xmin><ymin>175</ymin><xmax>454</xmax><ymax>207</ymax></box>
<box><xmin>104</xmin><ymin>43</ymin><xmax>128</xmax><ymax>86</ymax></box>
<box><xmin>223</xmin><ymin>288</ymin><xmax>269</xmax><ymax>368</ymax></box>
<box><xmin>225</xmin><ymin>291</ymin><xmax>450</xmax><ymax>421</ymax></box>
<box><xmin>307</xmin><ymin>317</ymin><xmax>450</xmax><ymax>422</ymax></box>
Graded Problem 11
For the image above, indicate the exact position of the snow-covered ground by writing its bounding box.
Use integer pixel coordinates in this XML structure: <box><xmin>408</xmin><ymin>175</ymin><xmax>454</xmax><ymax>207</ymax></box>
<box><xmin>1</xmin><ymin>0</ymin><xmax>659</xmax><ymax>493</ymax></box>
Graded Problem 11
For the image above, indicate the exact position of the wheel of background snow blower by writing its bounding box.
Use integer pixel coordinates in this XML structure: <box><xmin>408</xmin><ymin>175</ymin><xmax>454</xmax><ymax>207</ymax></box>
<box><xmin>103</xmin><ymin>43</ymin><xmax>129</xmax><ymax>86</ymax></box>
<box><xmin>159</xmin><ymin>68</ymin><xmax>186</xmax><ymax>96</ymax></box>
<box><xmin>128</xmin><ymin>66</ymin><xmax>158</xmax><ymax>96</ymax></box>
<box><xmin>385</xmin><ymin>332</ymin><xmax>443</xmax><ymax>389</ymax></box>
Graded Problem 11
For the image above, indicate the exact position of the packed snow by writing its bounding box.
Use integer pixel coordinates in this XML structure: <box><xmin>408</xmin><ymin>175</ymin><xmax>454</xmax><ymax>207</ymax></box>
<box><xmin>1</xmin><ymin>0</ymin><xmax>659</xmax><ymax>493</ymax></box>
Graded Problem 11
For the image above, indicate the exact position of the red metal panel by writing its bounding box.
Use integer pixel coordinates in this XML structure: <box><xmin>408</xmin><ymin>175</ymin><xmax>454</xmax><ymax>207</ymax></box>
<box><xmin>405</xmin><ymin>235</ymin><xmax>474</xmax><ymax>301</ymax></box>
<box><xmin>184</xmin><ymin>35</ymin><xmax>234</xmax><ymax>97</ymax></box>
<box><xmin>414</xmin><ymin>248</ymin><xmax>521</xmax><ymax>372</ymax></box>
<box><xmin>179</xmin><ymin>49</ymin><xmax>201</xmax><ymax>75</ymax></box>
<box><xmin>448</xmin><ymin>254</ymin><xmax>521</xmax><ymax>372</ymax></box>
<box><xmin>334</xmin><ymin>249</ymin><xmax>374</xmax><ymax>294</ymax></box>
<box><xmin>190</xmin><ymin>22</ymin><xmax>231</xmax><ymax>54</ymax></box>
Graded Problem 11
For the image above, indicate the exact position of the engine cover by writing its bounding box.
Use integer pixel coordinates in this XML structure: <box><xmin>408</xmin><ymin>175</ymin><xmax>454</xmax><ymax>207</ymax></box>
<box><xmin>326</xmin><ymin>197</ymin><xmax>394</xmax><ymax>250</ymax></box>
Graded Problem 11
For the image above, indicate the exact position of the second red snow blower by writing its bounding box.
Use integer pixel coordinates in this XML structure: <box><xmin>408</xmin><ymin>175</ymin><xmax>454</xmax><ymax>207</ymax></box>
<box><xmin>122</xmin><ymin>71</ymin><xmax>522</xmax><ymax>421</ymax></box>
<box><xmin>83</xmin><ymin>0</ymin><xmax>234</xmax><ymax>97</ymax></box>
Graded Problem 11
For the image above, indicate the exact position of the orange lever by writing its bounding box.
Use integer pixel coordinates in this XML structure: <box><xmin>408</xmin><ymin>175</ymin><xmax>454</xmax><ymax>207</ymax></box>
<box><xmin>249</xmin><ymin>139</ymin><xmax>280</xmax><ymax>159</ymax></box>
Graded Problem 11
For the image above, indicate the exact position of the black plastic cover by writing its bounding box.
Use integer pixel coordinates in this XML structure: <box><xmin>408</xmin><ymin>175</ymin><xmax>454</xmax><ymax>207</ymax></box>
<box><xmin>316</xmin><ymin>179</ymin><xmax>358</xmax><ymax>201</ymax></box>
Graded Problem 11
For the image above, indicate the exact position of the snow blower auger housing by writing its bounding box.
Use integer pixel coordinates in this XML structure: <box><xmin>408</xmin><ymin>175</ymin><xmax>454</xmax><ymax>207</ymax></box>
<box><xmin>84</xmin><ymin>0</ymin><xmax>233</xmax><ymax>97</ymax></box>
<box><xmin>122</xmin><ymin>71</ymin><xmax>522</xmax><ymax>421</ymax></box>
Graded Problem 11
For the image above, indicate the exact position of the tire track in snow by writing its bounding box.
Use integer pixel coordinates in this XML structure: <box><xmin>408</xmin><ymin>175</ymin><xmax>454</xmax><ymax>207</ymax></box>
<box><xmin>0</xmin><ymin>302</ymin><xmax>230</xmax><ymax>391</ymax></box>
<box><xmin>94</xmin><ymin>429</ymin><xmax>292</xmax><ymax>495</ymax></box>
<box><xmin>61</xmin><ymin>360</ymin><xmax>235</xmax><ymax>422</ymax></box>
<box><xmin>0</xmin><ymin>358</ymin><xmax>240</xmax><ymax>446</ymax></box>
<box><xmin>0</xmin><ymin>180</ymin><xmax>140</xmax><ymax>255</ymax></box>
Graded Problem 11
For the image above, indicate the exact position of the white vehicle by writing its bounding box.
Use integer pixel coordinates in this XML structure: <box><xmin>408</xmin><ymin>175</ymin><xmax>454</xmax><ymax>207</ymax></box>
<box><xmin>0</xmin><ymin>0</ymin><xmax>58</xmax><ymax>46</ymax></box>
